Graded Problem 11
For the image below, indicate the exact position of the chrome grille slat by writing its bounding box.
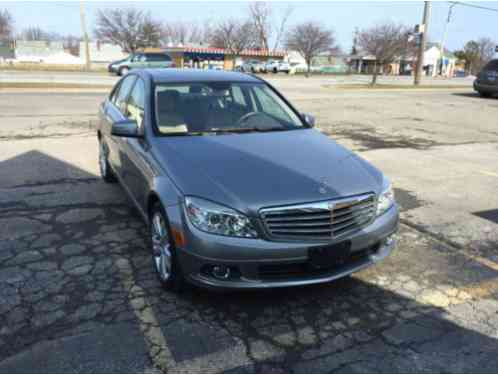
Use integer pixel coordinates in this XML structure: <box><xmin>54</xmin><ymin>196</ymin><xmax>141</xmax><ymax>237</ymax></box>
<box><xmin>260</xmin><ymin>193</ymin><xmax>376</xmax><ymax>241</ymax></box>
<box><xmin>272</xmin><ymin>228</ymin><xmax>334</xmax><ymax>234</ymax></box>
<box><xmin>268</xmin><ymin>221</ymin><xmax>332</xmax><ymax>228</ymax></box>
<box><xmin>265</xmin><ymin>213</ymin><xmax>331</xmax><ymax>222</ymax></box>
<box><xmin>331</xmin><ymin>208</ymin><xmax>374</xmax><ymax>225</ymax></box>
<box><xmin>333</xmin><ymin>200</ymin><xmax>375</xmax><ymax>213</ymax></box>
<box><xmin>332</xmin><ymin>215</ymin><xmax>371</xmax><ymax>232</ymax></box>
<box><xmin>332</xmin><ymin>204</ymin><xmax>374</xmax><ymax>219</ymax></box>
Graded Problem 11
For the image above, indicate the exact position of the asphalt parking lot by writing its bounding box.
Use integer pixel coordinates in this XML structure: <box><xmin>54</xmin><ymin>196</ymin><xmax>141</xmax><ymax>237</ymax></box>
<box><xmin>1</xmin><ymin>77</ymin><xmax>497</xmax><ymax>372</ymax></box>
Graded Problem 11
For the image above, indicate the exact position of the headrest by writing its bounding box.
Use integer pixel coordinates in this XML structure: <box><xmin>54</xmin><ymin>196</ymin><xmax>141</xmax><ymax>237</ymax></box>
<box><xmin>157</xmin><ymin>90</ymin><xmax>181</xmax><ymax>112</ymax></box>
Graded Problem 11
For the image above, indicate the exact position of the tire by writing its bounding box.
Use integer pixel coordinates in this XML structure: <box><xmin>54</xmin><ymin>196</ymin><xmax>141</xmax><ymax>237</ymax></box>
<box><xmin>118</xmin><ymin>66</ymin><xmax>129</xmax><ymax>76</ymax></box>
<box><xmin>273</xmin><ymin>67</ymin><xmax>278</xmax><ymax>74</ymax></box>
<box><xmin>251</xmin><ymin>67</ymin><xmax>256</xmax><ymax>73</ymax></box>
<box><xmin>150</xmin><ymin>202</ymin><xmax>185</xmax><ymax>292</ymax></box>
<box><xmin>478</xmin><ymin>91</ymin><xmax>491</xmax><ymax>98</ymax></box>
<box><xmin>99</xmin><ymin>138</ymin><xmax>117</xmax><ymax>183</ymax></box>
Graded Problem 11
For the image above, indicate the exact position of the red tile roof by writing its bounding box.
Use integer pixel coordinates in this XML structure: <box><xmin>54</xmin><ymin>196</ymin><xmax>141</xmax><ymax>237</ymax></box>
<box><xmin>165</xmin><ymin>46</ymin><xmax>286</xmax><ymax>57</ymax></box>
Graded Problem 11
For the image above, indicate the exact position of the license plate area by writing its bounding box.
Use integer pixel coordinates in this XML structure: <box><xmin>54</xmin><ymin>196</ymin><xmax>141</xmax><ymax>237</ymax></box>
<box><xmin>308</xmin><ymin>241</ymin><xmax>351</xmax><ymax>269</ymax></box>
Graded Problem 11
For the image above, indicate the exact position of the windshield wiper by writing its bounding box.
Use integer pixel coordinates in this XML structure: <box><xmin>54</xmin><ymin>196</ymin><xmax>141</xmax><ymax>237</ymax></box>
<box><xmin>160</xmin><ymin>131</ymin><xmax>213</xmax><ymax>137</ymax></box>
<box><xmin>205</xmin><ymin>128</ymin><xmax>256</xmax><ymax>133</ymax></box>
<box><xmin>206</xmin><ymin>127</ymin><xmax>288</xmax><ymax>134</ymax></box>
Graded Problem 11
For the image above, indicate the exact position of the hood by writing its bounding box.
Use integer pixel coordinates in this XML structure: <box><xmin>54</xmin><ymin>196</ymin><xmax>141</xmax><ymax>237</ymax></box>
<box><xmin>152</xmin><ymin>129</ymin><xmax>383</xmax><ymax>216</ymax></box>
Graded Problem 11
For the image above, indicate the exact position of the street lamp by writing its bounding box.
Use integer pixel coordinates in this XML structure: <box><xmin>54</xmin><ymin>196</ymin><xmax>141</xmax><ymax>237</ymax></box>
<box><xmin>438</xmin><ymin>2</ymin><xmax>457</xmax><ymax>76</ymax></box>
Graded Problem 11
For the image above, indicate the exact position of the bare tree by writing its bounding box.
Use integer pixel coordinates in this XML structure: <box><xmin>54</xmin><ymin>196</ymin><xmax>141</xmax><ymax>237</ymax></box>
<box><xmin>161</xmin><ymin>21</ymin><xmax>205</xmax><ymax>45</ymax></box>
<box><xmin>285</xmin><ymin>22</ymin><xmax>337</xmax><ymax>77</ymax></box>
<box><xmin>209</xmin><ymin>19</ymin><xmax>255</xmax><ymax>61</ymax></box>
<box><xmin>357</xmin><ymin>22</ymin><xmax>411</xmax><ymax>85</ymax></box>
<box><xmin>248</xmin><ymin>2</ymin><xmax>293</xmax><ymax>52</ymax></box>
<box><xmin>272</xmin><ymin>5</ymin><xmax>293</xmax><ymax>52</ymax></box>
<box><xmin>0</xmin><ymin>9</ymin><xmax>13</xmax><ymax>40</ymax></box>
<box><xmin>476</xmin><ymin>37</ymin><xmax>496</xmax><ymax>72</ymax></box>
<box><xmin>19</xmin><ymin>26</ymin><xmax>61</xmax><ymax>41</ymax></box>
<box><xmin>94</xmin><ymin>8</ymin><xmax>161</xmax><ymax>53</ymax></box>
<box><xmin>249</xmin><ymin>2</ymin><xmax>271</xmax><ymax>50</ymax></box>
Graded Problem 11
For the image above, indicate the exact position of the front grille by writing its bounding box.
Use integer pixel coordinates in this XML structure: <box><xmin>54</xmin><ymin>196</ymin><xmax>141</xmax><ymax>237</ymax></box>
<box><xmin>260</xmin><ymin>193</ymin><xmax>376</xmax><ymax>241</ymax></box>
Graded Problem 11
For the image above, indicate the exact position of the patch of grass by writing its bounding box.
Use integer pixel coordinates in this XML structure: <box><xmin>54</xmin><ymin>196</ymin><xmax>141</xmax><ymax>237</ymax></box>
<box><xmin>0</xmin><ymin>82</ymin><xmax>112</xmax><ymax>90</ymax></box>
<box><xmin>330</xmin><ymin>84</ymin><xmax>472</xmax><ymax>90</ymax></box>
<box><xmin>0</xmin><ymin>63</ymin><xmax>108</xmax><ymax>73</ymax></box>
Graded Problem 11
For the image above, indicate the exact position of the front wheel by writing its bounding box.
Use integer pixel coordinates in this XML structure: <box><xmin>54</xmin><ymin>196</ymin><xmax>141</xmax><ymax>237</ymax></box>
<box><xmin>150</xmin><ymin>203</ymin><xmax>185</xmax><ymax>292</ymax></box>
<box><xmin>118</xmin><ymin>66</ymin><xmax>129</xmax><ymax>76</ymax></box>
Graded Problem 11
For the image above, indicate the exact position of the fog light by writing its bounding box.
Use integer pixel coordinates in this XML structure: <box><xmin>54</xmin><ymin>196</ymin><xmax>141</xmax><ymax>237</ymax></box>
<box><xmin>212</xmin><ymin>265</ymin><xmax>231</xmax><ymax>280</ymax></box>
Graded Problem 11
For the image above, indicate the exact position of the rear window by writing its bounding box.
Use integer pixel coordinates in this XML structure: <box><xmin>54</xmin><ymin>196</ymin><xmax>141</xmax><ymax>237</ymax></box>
<box><xmin>146</xmin><ymin>54</ymin><xmax>172</xmax><ymax>62</ymax></box>
<box><xmin>484</xmin><ymin>60</ymin><xmax>498</xmax><ymax>71</ymax></box>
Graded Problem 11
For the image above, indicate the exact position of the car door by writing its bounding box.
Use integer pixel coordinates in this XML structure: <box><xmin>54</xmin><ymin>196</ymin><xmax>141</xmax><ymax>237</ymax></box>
<box><xmin>104</xmin><ymin>75</ymin><xmax>137</xmax><ymax>178</ymax></box>
<box><xmin>156</xmin><ymin>54</ymin><xmax>173</xmax><ymax>68</ymax></box>
<box><xmin>120</xmin><ymin>77</ymin><xmax>153</xmax><ymax>211</ymax></box>
<box><xmin>144</xmin><ymin>53</ymin><xmax>159</xmax><ymax>68</ymax></box>
<box><xmin>130</xmin><ymin>53</ymin><xmax>147</xmax><ymax>70</ymax></box>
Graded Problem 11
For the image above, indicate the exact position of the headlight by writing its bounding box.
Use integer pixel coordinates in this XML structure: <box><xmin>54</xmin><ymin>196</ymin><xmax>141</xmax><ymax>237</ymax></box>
<box><xmin>185</xmin><ymin>197</ymin><xmax>258</xmax><ymax>238</ymax></box>
<box><xmin>376</xmin><ymin>178</ymin><xmax>395</xmax><ymax>216</ymax></box>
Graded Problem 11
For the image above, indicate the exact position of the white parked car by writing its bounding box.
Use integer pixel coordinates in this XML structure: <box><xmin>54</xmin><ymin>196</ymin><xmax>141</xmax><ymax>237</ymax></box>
<box><xmin>264</xmin><ymin>60</ymin><xmax>291</xmax><ymax>74</ymax></box>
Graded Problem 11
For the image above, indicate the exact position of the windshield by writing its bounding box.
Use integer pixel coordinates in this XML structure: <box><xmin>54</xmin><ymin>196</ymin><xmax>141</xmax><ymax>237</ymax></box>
<box><xmin>154</xmin><ymin>82</ymin><xmax>305</xmax><ymax>135</ymax></box>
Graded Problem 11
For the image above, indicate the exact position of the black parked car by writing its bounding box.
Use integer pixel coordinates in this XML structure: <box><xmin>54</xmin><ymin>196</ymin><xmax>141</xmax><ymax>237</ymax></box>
<box><xmin>474</xmin><ymin>59</ymin><xmax>498</xmax><ymax>98</ymax></box>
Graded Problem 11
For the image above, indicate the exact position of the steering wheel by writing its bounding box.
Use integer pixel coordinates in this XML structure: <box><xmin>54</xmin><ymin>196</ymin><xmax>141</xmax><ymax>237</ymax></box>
<box><xmin>235</xmin><ymin>112</ymin><xmax>265</xmax><ymax>128</ymax></box>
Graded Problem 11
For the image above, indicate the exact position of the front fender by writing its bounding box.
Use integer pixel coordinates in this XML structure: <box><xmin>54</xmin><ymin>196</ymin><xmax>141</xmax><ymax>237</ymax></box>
<box><xmin>150</xmin><ymin>175</ymin><xmax>183</xmax><ymax>209</ymax></box>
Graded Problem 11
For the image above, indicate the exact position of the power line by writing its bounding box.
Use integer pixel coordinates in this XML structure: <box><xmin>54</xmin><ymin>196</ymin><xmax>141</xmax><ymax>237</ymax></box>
<box><xmin>449</xmin><ymin>1</ymin><xmax>498</xmax><ymax>13</ymax></box>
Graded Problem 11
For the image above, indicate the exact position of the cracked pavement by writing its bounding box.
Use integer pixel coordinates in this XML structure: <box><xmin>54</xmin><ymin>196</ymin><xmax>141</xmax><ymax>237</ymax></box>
<box><xmin>0</xmin><ymin>82</ymin><xmax>497</xmax><ymax>373</ymax></box>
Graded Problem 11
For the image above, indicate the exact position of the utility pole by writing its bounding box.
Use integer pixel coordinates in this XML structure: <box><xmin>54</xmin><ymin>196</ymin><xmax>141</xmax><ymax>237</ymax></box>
<box><xmin>414</xmin><ymin>1</ymin><xmax>431</xmax><ymax>85</ymax></box>
<box><xmin>438</xmin><ymin>2</ymin><xmax>456</xmax><ymax>75</ymax></box>
<box><xmin>80</xmin><ymin>1</ymin><xmax>91</xmax><ymax>71</ymax></box>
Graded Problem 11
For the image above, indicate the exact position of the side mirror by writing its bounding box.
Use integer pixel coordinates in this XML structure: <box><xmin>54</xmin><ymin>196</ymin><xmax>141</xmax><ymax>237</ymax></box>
<box><xmin>111</xmin><ymin>119</ymin><xmax>140</xmax><ymax>138</ymax></box>
<box><xmin>302</xmin><ymin>113</ymin><xmax>316</xmax><ymax>128</ymax></box>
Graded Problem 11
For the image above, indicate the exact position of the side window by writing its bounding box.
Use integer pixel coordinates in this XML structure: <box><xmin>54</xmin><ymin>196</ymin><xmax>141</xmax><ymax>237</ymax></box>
<box><xmin>232</xmin><ymin>86</ymin><xmax>247</xmax><ymax>106</ymax></box>
<box><xmin>485</xmin><ymin>60</ymin><xmax>498</xmax><ymax>71</ymax></box>
<box><xmin>114</xmin><ymin>75</ymin><xmax>137</xmax><ymax>114</ymax></box>
<box><xmin>126</xmin><ymin>78</ymin><xmax>146</xmax><ymax>129</ymax></box>
<box><xmin>132</xmin><ymin>54</ymin><xmax>145</xmax><ymax>62</ymax></box>
<box><xmin>110</xmin><ymin>83</ymin><xmax>120</xmax><ymax>104</ymax></box>
<box><xmin>146</xmin><ymin>54</ymin><xmax>172</xmax><ymax>62</ymax></box>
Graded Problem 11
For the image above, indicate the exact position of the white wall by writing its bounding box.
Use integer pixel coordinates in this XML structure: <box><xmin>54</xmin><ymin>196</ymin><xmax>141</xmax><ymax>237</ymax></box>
<box><xmin>285</xmin><ymin>50</ymin><xmax>306</xmax><ymax>64</ymax></box>
<box><xmin>80</xmin><ymin>42</ymin><xmax>126</xmax><ymax>63</ymax></box>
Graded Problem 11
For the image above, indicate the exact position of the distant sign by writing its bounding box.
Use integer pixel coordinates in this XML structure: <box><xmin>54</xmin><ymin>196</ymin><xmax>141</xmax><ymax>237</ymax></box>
<box><xmin>414</xmin><ymin>24</ymin><xmax>425</xmax><ymax>34</ymax></box>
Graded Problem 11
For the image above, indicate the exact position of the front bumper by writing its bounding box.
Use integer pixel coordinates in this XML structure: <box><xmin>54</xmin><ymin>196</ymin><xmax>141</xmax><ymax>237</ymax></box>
<box><xmin>474</xmin><ymin>81</ymin><xmax>498</xmax><ymax>93</ymax></box>
<box><xmin>167</xmin><ymin>204</ymin><xmax>399</xmax><ymax>290</ymax></box>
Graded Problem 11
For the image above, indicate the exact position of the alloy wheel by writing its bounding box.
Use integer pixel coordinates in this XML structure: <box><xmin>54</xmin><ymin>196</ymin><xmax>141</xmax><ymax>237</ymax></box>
<box><xmin>151</xmin><ymin>212</ymin><xmax>172</xmax><ymax>281</ymax></box>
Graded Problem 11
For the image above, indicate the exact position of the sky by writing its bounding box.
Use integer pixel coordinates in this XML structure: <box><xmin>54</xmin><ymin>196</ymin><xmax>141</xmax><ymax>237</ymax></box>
<box><xmin>2</xmin><ymin>1</ymin><xmax>498</xmax><ymax>52</ymax></box>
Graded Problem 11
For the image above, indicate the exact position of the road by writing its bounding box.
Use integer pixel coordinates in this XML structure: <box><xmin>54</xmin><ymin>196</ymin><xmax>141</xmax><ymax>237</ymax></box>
<box><xmin>0</xmin><ymin>69</ymin><xmax>475</xmax><ymax>87</ymax></box>
<box><xmin>0</xmin><ymin>81</ymin><xmax>497</xmax><ymax>372</ymax></box>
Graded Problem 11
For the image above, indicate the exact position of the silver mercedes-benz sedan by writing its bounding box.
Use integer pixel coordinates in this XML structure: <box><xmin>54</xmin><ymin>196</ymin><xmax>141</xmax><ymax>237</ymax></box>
<box><xmin>97</xmin><ymin>69</ymin><xmax>399</xmax><ymax>291</ymax></box>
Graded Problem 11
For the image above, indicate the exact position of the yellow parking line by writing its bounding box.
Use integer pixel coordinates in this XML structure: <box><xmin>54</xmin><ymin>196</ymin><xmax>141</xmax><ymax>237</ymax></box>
<box><xmin>114</xmin><ymin>258</ymin><xmax>176</xmax><ymax>372</ymax></box>
<box><xmin>464</xmin><ymin>252</ymin><xmax>498</xmax><ymax>272</ymax></box>
<box><xmin>461</xmin><ymin>277</ymin><xmax>498</xmax><ymax>300</ymax></box>
<box><xmin>479</xmin><ymin>170</ymin><xmax>498</xmax><ymax>178</ymax></box>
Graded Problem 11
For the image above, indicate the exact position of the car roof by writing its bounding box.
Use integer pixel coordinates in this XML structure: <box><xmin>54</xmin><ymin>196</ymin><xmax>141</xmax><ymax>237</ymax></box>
<box><xmin>140</xmin><ymin>68</ymin><xmax>262</xmax><ymax>83</ymax></box>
